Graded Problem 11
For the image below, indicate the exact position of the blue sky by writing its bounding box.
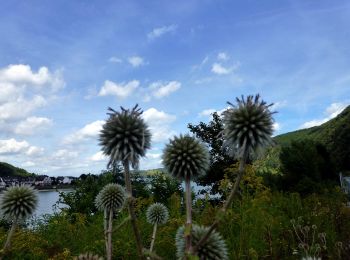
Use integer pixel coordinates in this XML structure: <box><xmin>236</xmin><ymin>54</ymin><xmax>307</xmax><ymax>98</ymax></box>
<box><xmin>0</xmin><ymin>0</ymin><xmax>349</xmax><ymax>176</ymax></box>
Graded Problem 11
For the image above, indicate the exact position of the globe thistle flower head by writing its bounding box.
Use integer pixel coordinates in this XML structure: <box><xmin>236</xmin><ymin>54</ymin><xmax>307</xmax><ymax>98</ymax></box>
<box><xmin>0</xmin><ymin>185</ymin><xmax>38</xmax><ymax>220</ymax></box>
<box><xmin>175</xmin><ymin>225</ymin><xmax>228</xmax><ymax>260</ymax></box>
<box><xmin>222</xmin><ymin>94</ymin><xmax>275</xmax><ymax>159</ymax></box>
<box><xmin>99</xmin><ymin>104</ymin><xmax>151</xmax><ymax>169</ymax></box>
<box><xmin>95</xmin><ymin>183</ymin><xmax>126</xmax><ymax>212</ymax></box>
<box><xmin>146</xmin><ymin>203</ymin><xmax>169</xmax><ymax>225</ymax></box>
<box><xmin>162</xmin><ymin>134</ymin><xmax>209</xmax><ymax>180</ymax></box>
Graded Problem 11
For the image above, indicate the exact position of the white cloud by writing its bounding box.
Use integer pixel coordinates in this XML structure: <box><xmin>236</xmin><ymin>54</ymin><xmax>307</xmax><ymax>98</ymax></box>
<box><xmin>199</xmin><ymin>109</ymin><xmax>216</xmax><ymax>117</ymax></box>
<box><xmin>271</xmin><ymin>100</ymin><xmax>287</xmax><ymax>111</ymax></box>
<box><xmin>0</xmin><ymin>138</ymin><xmax>44</xmax><ymax>156</ymax></box>
<box><xmin>108</xmin><ymin>56</ymin><xmax>122</xmax><ymax>63</ymax></box>
<box><xmin>22</xmin><ymin>161</ymin><xmax>36</xmax><ymax>167</ymax></box>
<box><xmin>217</xmin><ymin>52</ymin><xmax>229</xmax><ymax>61</ymax></box>
<box><xmin>147</xmin><ymin>25</ymin><xmax>177</xmax><ymax>40</ymax></box>
<box><xmin>15</xmin><ymin>116</ymin><xmax>53</xmax><ymax>135</ymax></box>
<box><xmin>98</xmin><ymin>80</ymin><xmax>139</xmax><ymax>99</ymax></box>
<box><xmin>149</xmin><ymin>81</ymin><xmax>181</xmax><ymax>99</ymax></box>
<box><xmin>0</xmin><ymin>64</ymin><xmax>65</xmax><ymax>91</ymax></box>
<box><xmin>211</xmin><ymin>63</ymin><xmax>232</xmax><ymax>75</ymax></box>
<box><xmin>300</xmin><ymin>102</ymin><xmax>348</xmax><ymax>129</ymax></box>
<box><xmin>128</xmin><ymin>56</ymin><xmax>145</xmax><ymax>67</ymax></box>
<box><xmin>0</xmin><ymin>95</ymin><xmax>47</xmax><ymax>120</ymax></box>
<box><xmin>0</xmin><ymin>64</ymin><xmax>64</xmax><ymax>124</ymax></box>
<box><xmin>273</xmin><ymin>122</ymin><xmax>281</xmax><ymax>132</ymax></box>
<box><xmin>64</xmin><ymin>120</ymin><xmax>105</xmax><ymax>144</ymax></box>
<box><xmin>90</xmin><ymin>151</ymin><xmax>107</xmax><ymax>162</ymax></box>
<box><xmin>143</xmin><ymin>108</ymin><xmax>176</xmax><ymax>142</ymax></box>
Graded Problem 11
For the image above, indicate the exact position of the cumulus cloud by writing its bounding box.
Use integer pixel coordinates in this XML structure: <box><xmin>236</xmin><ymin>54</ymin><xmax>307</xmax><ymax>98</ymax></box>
<box><xmin>90</xmin><ymin>151</ymin><xmax>107</xmax><ymax>162</ymax></box>
<box><xmin>211</xmin><ymin>63</ymin><xmax>232</xmax><ymax>75</ymax></box>
<box><xmin>108</xmin><ymin>56</ymin><xmax>122</xmax><ymax>63</ymax></box>
<box><xmin>98</xmin><ymin>80</ymin><xmax>139</xmax><ymax>99</ymax></box>
<box><xmin>14</xmin><ymin>116</ymin><xmax>53</xmax><ymax>135</ymax></box>
<box><xmin>128</xmin><ymin>56</ymin><xmax>145</xmax><ymax>67</ymax></box>
<box><xmin>300</xmin><ymin>102</ymin><xmax>348</xmax><ymax>129</ymax></box>
<box><xmin>0</xmin><ymin>64</ymin><xmax>64</xmax><ymax>126</ymax></box>
<box><xmin>64</xmin><ymin>120</ymin><xmax>105</xmax><ymax>144</ymax></box>
<box><xmin>147</xmin><ymin>24</ymin><xmax>177</xmax><ymax>40</ymax></box>
<box><xmin>198</xmin><ymin>109</ymin><xmax>216</xmax><ymax>117</ymax></box>
<box><xmin>149</xmin><ymin>81</ymin><xmax>181</xmax><ymax>99</ymax></box>
<box><xmin>217</xmin><ymin>52</ymin><xmax>229</xmax><ymax>61</ymax></box>
<box><xmin>0</xmin><ymin>138</ymin><xmax>44</xmax><ymax>156</ymax></box>
<box><xmin>142</xmin><ymin>108</ymin><xmax>176</xmax><ymax>142</ymax></box>
<box><xmin>0</xmin><ymin>95</ymin><xmax>47</xmax><ymax>120</ymax></box>
<box><xmin>0</xmin><ymin>64</ymin><xmax>64</xmax><ymax>91</ymax></box>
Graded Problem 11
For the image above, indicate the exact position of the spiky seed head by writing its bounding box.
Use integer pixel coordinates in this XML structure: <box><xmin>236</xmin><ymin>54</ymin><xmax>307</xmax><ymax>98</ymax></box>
<box><xmin>75</xmin><ymin>252</ymin><xmax>104</xmax><ymax>260</ymax></box>
<box><xmin>162</xmin><ymin>134</ymin><xmax>209</xmax><ymax>180</ymax></box>
<box><xmin>175</xmin><ymin>225</ymin><xmax>228</xmax><ymax>260</ymax></box>
<box><xmin>222</xmin><ymin>94</ymin><xmax>274</xmax><ymax>159</ymax></box>
<box><xmin>0</xmin><ymin>185</ymin><xmax>38</xmax><ymax>220</ymax></box>
<box><xmin>95</xmin><ymin>183</ymin><xmax>126</xmax><ymax>212</ymax></box>
<box><xmin>146</xmin><ymin>203</ymin><xmax>169</xmax><ymax>225</ymax></box>
<box><xmin>99</xmin><ymin>104</ymin><xmax>151</xmax><ymax>169</ymax></box>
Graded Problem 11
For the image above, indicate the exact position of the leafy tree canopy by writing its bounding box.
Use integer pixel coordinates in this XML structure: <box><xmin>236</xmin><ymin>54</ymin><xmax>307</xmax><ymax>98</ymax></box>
<box><xmin>188</xmin><ymin>112</ymin><xmax>236</xmax><ymax>194</ymax></box>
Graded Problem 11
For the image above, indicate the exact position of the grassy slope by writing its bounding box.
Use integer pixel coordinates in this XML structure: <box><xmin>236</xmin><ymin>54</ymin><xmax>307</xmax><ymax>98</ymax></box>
<box><xmin>0</xmin><ymin>162</ymin><xmax>35</xmax><ymax>177</ymax></box>
<box><xmin>274</xmin><ymin>105</ymin><xmax>350</xmax><ymax>147</ymax></box>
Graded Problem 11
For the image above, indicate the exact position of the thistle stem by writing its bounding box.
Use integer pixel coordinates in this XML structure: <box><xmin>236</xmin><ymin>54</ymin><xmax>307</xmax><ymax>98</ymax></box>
<box><xmin>123</xmin><ymin>160</ymin><xmax>144</xmax><ymax>259</ymax></box>
<box><xmin>192</xmin><ymin>148</ymin><xmax>248</xmax><ymax>254</ymax></box>
<box><xmin>107</xmin><ymin>209</ymin><xmax>113</xmax><ymax>260</ymax></box>
<box><xmin>150</xmin><ymin>223</ymin><xmax>157</xmax><ymax>253</ymax></box>
<box><xmin>3</xmin><ymin>220</ymin><xmax>17</xmax><ymax>253</ymax></box>
<box><xmin>185</xmin><ymin>175</ymin><xmax>193</xmax><ymax>257</ymax></box>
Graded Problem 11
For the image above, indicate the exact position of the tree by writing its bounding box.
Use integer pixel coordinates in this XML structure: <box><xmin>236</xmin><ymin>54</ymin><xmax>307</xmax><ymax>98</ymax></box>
<box><xmin>279</xmin><ymin>139</ymin><xmax>337</xmax><ymax>194</ymax></box>
<box><xmin>193</xmin><ymin>94</ymin><xmax>274</xmax><ymax>255</ymax></box>
<box><xmin>188</xmin><ymin>112</ymin><xmax>235</xmax><ymax>194</ymax></box>
<box><xmin>99</xmin><ymin>105</ymin><xmax>151</xmax><ymax>259</ymax></box>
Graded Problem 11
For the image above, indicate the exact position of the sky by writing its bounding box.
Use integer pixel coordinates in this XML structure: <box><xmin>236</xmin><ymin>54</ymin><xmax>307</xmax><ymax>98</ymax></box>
<box><xmin>0</xmin><ymin>0</ymin><xmax>349</xmax><ymax>176</ymax></box>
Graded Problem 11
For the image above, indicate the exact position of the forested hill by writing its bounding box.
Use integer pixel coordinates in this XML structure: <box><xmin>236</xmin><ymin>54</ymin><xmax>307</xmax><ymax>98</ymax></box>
<box><xmin>0</xmin><ymin>162</ymin><xmax>35</xmax><ymax>177</ymax></box>
<box><xmin>274</xmin><ymin>105</ymin><xmax>350</xmax><ymax>171</ymax></box>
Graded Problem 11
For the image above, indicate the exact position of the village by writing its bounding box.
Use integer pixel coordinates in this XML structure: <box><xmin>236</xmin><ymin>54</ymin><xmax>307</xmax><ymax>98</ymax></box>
<box><xmin>0</xmin><ymin>175</ymin><xmax>77</xmax><ymax>190</ymax></box>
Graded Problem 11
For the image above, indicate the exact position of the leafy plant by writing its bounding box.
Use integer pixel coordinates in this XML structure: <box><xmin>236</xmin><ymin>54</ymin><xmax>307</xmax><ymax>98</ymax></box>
<box><xmin>0</xmin><ymin>185</ymin><xmax>38</xmax><ymax>254</ymax></box>
<box><xmin>163</xmin><ymin>134</ymin><xmax>209</xmax><ymax>256</ymax></box>
<box><xmin>99</xmin><ymin>104</ymin><xmax>151</xmax><ymax>258</ymax></box>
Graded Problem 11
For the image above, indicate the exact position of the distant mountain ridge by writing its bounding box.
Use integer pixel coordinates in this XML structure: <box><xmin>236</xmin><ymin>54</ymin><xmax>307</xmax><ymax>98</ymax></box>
<box><xmin>0</xmin><ymin>162</ymin><xmax>35</xmax><ymax>177</ymax></box>
<box><xmin>274</xmin><ymin>105</ymin><xmax>350</xmax><ymax>171</ymax></box>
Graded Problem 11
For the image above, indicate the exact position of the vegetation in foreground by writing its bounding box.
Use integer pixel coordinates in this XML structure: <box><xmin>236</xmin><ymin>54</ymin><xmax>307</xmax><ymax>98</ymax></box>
<box><xmin>0</xmin><ymin>96</ymin><xmax>349</xmax><ymax>259</ymax></box>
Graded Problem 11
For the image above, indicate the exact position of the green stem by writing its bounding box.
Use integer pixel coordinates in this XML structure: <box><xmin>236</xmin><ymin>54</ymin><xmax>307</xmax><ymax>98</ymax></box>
<box><xmin>123</xmin><ymin>160</ymin><xmax>144</xmax><ymax>259</ymax></box>
<box><xmin>107</xmin><ymin>209</ymin><xmax>113</xmax><ymax>260</ymax></box>
<box><xmin>150</xmin><ymin>223</ymin><xmax>157</xmax><ymax>253</ymax></box>
<box><xmin>192</xmin><ymin>148</ymin><xmax>248</xmax><ymax>254</ymax></box>
<box><xmin>185</xmin><ymin>175</ymin><xmax>193</xmax><ymax>258</ymax></box>
<box><xmin>3</xmin><ymin>220</ymin><xmax>17</xmax><ymax>253</ymax></box>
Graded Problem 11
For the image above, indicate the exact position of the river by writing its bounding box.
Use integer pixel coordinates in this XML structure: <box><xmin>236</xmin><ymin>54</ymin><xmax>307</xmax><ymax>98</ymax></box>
<box><xmin>33</xmin><ymin>189</ymin><xmax>72</xmax><ymax>216</ymax></box>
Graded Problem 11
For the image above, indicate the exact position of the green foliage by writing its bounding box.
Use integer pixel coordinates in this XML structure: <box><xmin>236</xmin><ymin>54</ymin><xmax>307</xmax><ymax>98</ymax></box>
<box><xmin>58</xmin><ymin>171</ymin><xmax>120</xmax><ymax>216</ymax></box>
<box><xmin>163</xmin><ymin>134</ymin><xmax>209</xmax><ymax>180</ymax></box>
<box><xmin>0</xmin><ymin>162</ymin><xmax>35</xmax><ymax>177</ymax></box>
<box><xmin>275</xmin><ymin>105</ymin><xmax>350</xmax><ymax>171</ymax></box>
<box><xmin>175</xmin><ymin>224</ymin><xmax>229</xmax><ymax>260</ymax></box>
<box><xmin>148</xmin><ymin>171</ymin><xmax>182</xmax><ymax>204</ymax></box>
<box><xmin>188</xmin><ymin>112</ymin><xmax>236</xmax><ymax>194</ymax></box>
<box><xmin>0</xmin><ymin>185</ymin><xmax>38</xmax><ymax>220</ymax></box>
<box><xmin>99</xmin><ymin>105</ymin><xmax>151</xmax><ymax>169</ymax></box>
<box><xmin>279</xmin><ymin>140</ymin><xmax>337</xmax><ymax>194</ymax></box>
<box><xmin>146</xmin><ymin>203</ymin><xmax>169</xmax><ymax>225</ymax></box>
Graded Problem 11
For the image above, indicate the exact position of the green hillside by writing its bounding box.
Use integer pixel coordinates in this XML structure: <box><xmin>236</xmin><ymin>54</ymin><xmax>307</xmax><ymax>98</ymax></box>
<box><xmin>0</xmin><ymin>162</ymin><xmax>35</xmax><ymax>177</ymax></box>
<box><xmin>274</xmin><ymin>105</ymin><xmax>350</xmax><ymax>170</ymax></box>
